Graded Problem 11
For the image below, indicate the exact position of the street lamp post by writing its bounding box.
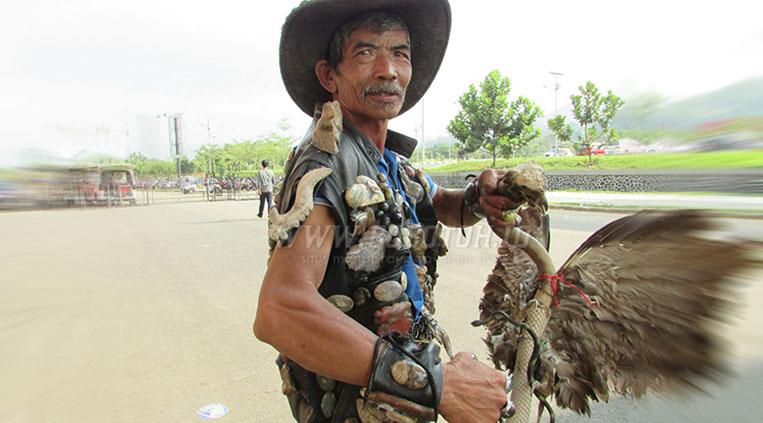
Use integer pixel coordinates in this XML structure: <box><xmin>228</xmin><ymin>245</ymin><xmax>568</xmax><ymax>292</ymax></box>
<box><xmin>549</xmin><ymin>71</ymin><xmax>563</xmax><ymax>155</ymax></box>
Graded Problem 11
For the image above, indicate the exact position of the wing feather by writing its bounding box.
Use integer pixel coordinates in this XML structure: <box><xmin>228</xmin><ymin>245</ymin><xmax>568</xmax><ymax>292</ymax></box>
<box><xmin>546</xmin><ymin>210</ymin><xmax>760</xmax><ymax>414</ymax></box>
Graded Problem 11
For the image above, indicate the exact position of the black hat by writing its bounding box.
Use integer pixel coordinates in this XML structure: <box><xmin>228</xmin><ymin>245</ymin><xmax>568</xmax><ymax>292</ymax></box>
<box><xmin>280</xmin><ymin>0</ymin><xmax>451</xmax><ymax>116</ymax></box>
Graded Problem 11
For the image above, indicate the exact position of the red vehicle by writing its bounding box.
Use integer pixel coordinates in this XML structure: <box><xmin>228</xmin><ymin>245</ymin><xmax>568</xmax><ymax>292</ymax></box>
<box><xmin>65</xmin><ymin>164</ymin><xmax>137</xmax><ymax>206</ymax></box>
<box><xmin>580</xmin><ymin>145</ymin><xmax>606</xmax><ymax>155</ymax></box>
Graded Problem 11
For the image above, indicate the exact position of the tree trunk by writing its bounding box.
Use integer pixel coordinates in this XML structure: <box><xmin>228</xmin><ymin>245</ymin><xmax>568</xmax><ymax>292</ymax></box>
<box><xmin>491</xmin><ymin>150</ymin><xmax>496</xmax><ymax>167</ymax></box>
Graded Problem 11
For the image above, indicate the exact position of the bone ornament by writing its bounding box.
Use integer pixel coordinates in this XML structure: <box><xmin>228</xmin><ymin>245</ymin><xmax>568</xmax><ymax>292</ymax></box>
<box><xmin>312</xmin><ymin>101</ymin><xmax>342</xmax><ymax>154</ymax></box>
<box><xmin>345</xmin><ymin>175</ymin><xmax>385</xmax><ymax>209</ymax></box>
<box><xmin>268</xmin><ymin>167</ymin><xmax>332</xmax><ymax>242</ymax></box>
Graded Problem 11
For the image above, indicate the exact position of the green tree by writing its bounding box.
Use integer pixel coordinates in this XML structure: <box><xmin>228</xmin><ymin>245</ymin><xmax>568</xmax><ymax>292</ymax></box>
<box><xmin>570</xmin><ymin>81</ymin><xmax>625</xmax><ymax>165</ymax></box>
<box><xmin>447</xmin><ymin>70</ymin><xmax>543</xmax><ymax>166</ymax></box>
<box><xmin>547</xmin><ymin>114</ymin><xmax>573</xmax><ymax>151</ymax></box>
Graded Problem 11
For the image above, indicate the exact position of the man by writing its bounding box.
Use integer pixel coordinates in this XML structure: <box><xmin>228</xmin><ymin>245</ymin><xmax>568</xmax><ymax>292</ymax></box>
<box><xmin>255</xmin><ymin>1</ymin><xmax>519</xmax><ymax>421</ymax></box>
<box><xmin>257</xmin><ymin>159</ymin><xmax>276</xmax><ymax>218</ymax></box>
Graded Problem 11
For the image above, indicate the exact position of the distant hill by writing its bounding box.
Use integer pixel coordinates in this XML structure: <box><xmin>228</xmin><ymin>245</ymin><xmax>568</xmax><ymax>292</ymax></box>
<box><xmin>615</xmin><ymin>78</ymin><xmax>763</xmax><ymax>131</ymax></box>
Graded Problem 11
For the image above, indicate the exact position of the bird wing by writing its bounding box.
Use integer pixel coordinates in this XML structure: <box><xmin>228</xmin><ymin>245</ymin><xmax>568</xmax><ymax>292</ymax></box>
<box><xmin>545</xmin><ymin>210</ymin><xmax>760</xmax><ymax>415</ymax></box>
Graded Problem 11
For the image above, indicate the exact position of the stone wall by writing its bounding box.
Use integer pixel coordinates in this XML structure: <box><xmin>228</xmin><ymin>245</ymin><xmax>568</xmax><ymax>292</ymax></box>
<box><xmin>431</xmin><ymin>169</ymin><xmax>763</xmax><ymax>193</ymax></box>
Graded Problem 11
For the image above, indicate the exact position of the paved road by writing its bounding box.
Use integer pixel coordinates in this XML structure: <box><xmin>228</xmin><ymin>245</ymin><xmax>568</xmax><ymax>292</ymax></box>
<box><xmin>0</xmin><ymin>203</ymin><xmax>760</xmax><ymax>422</ymax></box>
<box><xmin>548</xmin><ymin>191</ymin><xmax>763</xmax><ymax>215</ymax></box>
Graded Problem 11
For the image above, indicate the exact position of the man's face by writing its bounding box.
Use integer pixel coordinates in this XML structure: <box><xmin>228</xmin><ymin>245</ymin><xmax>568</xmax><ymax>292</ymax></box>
<box><xmin>331</xmin><ymin>27</ymin><xmax>412</xmax><ymax>121</ymax></box>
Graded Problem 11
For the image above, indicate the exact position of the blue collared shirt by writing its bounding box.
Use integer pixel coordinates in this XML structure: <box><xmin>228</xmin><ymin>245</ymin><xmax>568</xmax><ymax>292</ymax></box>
<box><xmin>376</xmin><ymin>148</ymin><xmax>437</xmax><ymax>317</ymax></box>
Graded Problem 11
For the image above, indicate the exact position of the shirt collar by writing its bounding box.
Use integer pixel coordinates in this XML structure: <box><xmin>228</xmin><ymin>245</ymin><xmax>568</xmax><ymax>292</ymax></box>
<box><xmin>315</xmin><ymin>111</ymin><xmax>417</xmax><ymax>160</ymax></box>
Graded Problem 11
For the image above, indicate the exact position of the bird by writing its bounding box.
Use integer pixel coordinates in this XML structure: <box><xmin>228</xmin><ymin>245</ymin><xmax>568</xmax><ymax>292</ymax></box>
<box><xmin>477</xmin><ymin>165</ymin><xmax>762</xmax><ymax>419</ymax></box>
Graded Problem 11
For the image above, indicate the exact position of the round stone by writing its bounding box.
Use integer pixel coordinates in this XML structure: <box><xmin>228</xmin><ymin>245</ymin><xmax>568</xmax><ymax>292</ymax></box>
<box><xmin>388</xmin><ymin>224</ymin><xmax>399</xmax><ymax>237</ymax></box>
<box><xmin>379</xmin><ymin>201</ymin><xmax>390</xmax><ymax>211</ymax></box>
<box><xmin>327</xmin><ymin>295</ymin><xmax>354</xmax><ymax>313</ymax></box>
<box><xmin>374</xmin><ymin>280</ymin><xmax>403</xmax><ymax>302</ymax></box>
<box><xmin>402</xmin><ymin>236</ymin><xmax>412</xmax><ymax>249</ymax></box>
<box><xmin>379</xmin><ymin>216</ymin><xmax>391</xmax><ymax>227</ymax></box>
<box><xmin>401</xmin><ymin>227</ymin><xmax>410</xmax><ymax>238</ymax></box>
<box><xmin>352</xmin><ymin>287</ymin><xmax>371</xmax><ymax>306</ymax></box>
<box><xmin>383</xmin><ymin>187</ymin><xmax>393</xmax><ymax>200</ymax></box>
<box><xmin>320</xmin><ymin>392</ymin><xmax>336</xmax><ymax>418</ymax></box>
<box><xmin>317</xmin><ymin>375</ymin><xmax>336</xmax><ymax>392</ymax></box>
<box><xmin>390</xmin><ymin>210</ymin><xmax>403</xmax><ymax>224</ymax></box>
<box><xmin>375</xmin><ymin>209</ymin><xmax>386</xmax><ymax>220</ymax></box>
<box><xmin>390</xmin><ymin>360</ymin><xmax>428</xmax><ymax>390</ymax></box>
<box><xmin>376</xmin><ymin>173</ymin><xmax>387</xmax><ymax>183</ymax></box>
<box><xmin>400</xmin><ymin>272</ymin><xmax>408</xmax><ymax>290</ymax></box>
<box><xmin>390</xmin><ymin>237</ymin><xmax>404</xmax><ymax>251</ymax></box>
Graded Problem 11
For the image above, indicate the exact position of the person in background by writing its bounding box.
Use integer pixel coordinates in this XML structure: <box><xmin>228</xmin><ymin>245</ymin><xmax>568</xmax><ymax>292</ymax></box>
<box><xmin>257</xmin><ymin>159</ymin><xmax>275</xmax><ymax>218</ymax></box>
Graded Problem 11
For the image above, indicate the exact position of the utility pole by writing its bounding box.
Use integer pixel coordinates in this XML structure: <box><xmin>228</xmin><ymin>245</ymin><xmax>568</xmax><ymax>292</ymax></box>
<box><xmin>123</xmin><ymin>122</ymin><xmax>130</xmax><ymax>158</ymax></box>
<box><xmin>420</xmin><ymin>99</ymin><xmax>425</xmax><ymax>168</ymax></box>
<box><xmin>202</xmin><ymin>118</ymin><xmax>212</xmax><ymax>145</ymax></box>
<box><xmin>549</xmin><ymin>71</ymin><xmax>563</xmax><ymax>155</ymax></box>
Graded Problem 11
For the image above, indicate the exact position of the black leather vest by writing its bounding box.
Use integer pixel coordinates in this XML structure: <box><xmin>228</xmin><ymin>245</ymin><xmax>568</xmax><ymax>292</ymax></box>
<box><xmin>272</xmin><ymin>116</ymin><xmax>442</xmax><ymax>422</ymax></box>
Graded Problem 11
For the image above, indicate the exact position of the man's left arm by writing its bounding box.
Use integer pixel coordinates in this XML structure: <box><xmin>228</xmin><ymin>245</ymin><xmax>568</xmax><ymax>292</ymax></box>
<box><xmin>431</xmin><ymin>169</ymin><xmax>520</xmax><ymax>228</ymax></box>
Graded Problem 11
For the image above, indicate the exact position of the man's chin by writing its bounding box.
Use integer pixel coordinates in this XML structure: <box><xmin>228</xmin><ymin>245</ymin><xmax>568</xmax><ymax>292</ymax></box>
<box><xmin>368</xmin><ymin>101</ymin><xmax>404</xmax><ymax>119</ymax></box>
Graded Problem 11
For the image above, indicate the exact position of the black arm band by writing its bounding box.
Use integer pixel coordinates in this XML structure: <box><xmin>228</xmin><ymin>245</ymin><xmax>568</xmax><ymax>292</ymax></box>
<box><xmin>460</xmin><ymin>175</ymin><xmax>484</xmax><ymax>237</ymax></box>
<box><xmin>366</xmin><ymin>333</ymin><xmax>443</xmax><ymax>419</ymax></box>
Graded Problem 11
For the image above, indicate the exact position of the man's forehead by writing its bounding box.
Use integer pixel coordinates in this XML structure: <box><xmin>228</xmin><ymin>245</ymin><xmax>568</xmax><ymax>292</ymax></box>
<box><xmin>344</xmin><ymin>27</ymin><xmax>410</xmax><ymax>48</ymax></box>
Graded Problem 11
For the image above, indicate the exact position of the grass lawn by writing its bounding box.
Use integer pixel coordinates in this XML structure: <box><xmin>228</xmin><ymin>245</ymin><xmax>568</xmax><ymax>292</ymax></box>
<box><xmin>425</xmin><ymin>150</ymin><xmax>763</xmax><ymax>173</ymax></box>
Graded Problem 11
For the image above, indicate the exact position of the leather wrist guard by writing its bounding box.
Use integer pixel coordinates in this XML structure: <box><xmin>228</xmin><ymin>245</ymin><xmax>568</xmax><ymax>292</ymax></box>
<box><xmin>460</xmin><ymin>176</ymin><xmax>485</xmax><ymax>237</ymax></box>
<box><xmin>365</xmin><ymin>333</ymin><xmax>443</xmax><ymax>421</ymax></box>
<box><xmin>463</xmin><ymin>178</ymin><xmax>485</xmax><ymax>219</ymax></box>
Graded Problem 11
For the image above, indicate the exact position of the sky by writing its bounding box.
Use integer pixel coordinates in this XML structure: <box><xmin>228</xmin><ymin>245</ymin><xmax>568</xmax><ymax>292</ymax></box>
<box><xmin>1</xmin><ymin>0</ymin><xmax>761</xmax><ymax>166</ymax></box>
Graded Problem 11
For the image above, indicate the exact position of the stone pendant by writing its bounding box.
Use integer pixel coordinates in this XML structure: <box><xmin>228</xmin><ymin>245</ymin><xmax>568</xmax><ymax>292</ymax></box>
<box><xmin>327</xmin><ymin>294</ymin><xmax>354</xmax><ymax>313</ymax></box>
<box><xmin>345</xmin><ymin>226</ymin><xmax>392</xmax><ymax>273</ymax></box>
<box><xmin>352</xmin><ymin>287</ymin><xmax>371</xmax><ymax>307</ymax></box>
<box><xmin>390</xmin><ymin>360</ymin><xmax>428</xmax><ymax>390</ymax></box>
<box><xmin>373</xmin><ymin>280</ymin><xmax>403</xmax><ymax>303</ymax></box>
<box><xmin>345</xmin><ymin>175</ymin><xmax>385</xmax><ymax>209</ymax></box>
<box><xmin>320</xmin><ymin>392</ymin><xmax>336</xmax><ymax>418</ymax></box>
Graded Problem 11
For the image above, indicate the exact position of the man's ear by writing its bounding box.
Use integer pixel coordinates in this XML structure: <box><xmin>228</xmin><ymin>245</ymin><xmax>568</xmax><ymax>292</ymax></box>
<box><xmin>315</xmin><ymin>60</ymin><xmax>338</xmax><ymax>94</ymax></box>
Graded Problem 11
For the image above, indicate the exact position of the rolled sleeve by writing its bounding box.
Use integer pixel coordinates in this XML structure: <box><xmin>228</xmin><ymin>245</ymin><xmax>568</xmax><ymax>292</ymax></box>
<box><xmin>424</xmin><ymin>174</ymin><xmax>438</xmax><ymax>197</ymax></box>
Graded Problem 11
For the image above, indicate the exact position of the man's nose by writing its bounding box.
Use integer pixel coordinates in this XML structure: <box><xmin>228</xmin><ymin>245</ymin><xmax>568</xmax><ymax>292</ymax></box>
<box><xmin>372</xmin><ymin>52</ymin><xmax>397</xmax><ymax>80</ymax></box>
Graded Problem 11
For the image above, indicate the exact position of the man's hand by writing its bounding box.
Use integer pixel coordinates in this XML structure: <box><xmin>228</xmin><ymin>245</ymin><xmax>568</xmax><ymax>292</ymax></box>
<box><xmin>439</xmin><ymin>351</ymin><xmax>508</xmax><ymax>423</ymax></box>
<box><xmin>476</xmin><ymin>169</ymin><xmax>523</xmax><ymax>220</ymax></box>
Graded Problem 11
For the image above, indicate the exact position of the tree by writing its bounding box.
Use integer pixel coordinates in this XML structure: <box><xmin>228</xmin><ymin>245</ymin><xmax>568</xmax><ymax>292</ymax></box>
<box><xmin>570</xmin><ymin>81</ymin><xmax>625</xmax><ymax>165</ymax></box>
<box><xmin>547</xmin><ymin>114</ymin><xmax>573</xmax><ymax>148</ymax></box>
<box><xmin>448</xmin><ymin>70</ymin><xmax>543</xmax><ymax>166</ymax></box>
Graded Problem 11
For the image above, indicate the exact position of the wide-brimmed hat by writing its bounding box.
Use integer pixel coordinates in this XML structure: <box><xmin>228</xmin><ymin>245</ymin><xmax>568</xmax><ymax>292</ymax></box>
<box><xmin>280</xmin><ymin>0</ymin><xmax>451</xmax><ymax>116</ymax></box>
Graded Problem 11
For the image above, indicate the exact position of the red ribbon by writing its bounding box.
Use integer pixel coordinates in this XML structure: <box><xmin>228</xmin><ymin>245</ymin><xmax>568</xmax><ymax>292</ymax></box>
<box><xmin>539</xmin><ymin>274</ymin><xmax>595</xmax><ymax>307</ymax></box>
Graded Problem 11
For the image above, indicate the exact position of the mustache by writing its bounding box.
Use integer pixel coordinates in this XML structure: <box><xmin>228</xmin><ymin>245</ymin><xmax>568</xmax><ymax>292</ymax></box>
<box><xmin>362</xmin><ymin>81</ymin><xmax>404</xmax><ymax>98</ymax></box>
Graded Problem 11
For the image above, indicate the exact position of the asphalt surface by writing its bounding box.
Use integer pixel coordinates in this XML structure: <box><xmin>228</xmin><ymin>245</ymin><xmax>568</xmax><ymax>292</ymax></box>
<box><xmin>548</xmin><ymin>191</ymin><xmax>763</xmax><ymax>215</ymax></box>
<box><xmin>0</xmin><ymin>202</ymin><xmax>760</xmax><ymax>422</ymax></box>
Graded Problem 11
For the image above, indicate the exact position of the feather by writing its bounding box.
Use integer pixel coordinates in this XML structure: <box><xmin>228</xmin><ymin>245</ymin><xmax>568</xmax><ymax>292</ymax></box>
<box><xmin>546</xmin><ymin>210</ymin><xmax>761</xmax><ymax>414</ymax></box>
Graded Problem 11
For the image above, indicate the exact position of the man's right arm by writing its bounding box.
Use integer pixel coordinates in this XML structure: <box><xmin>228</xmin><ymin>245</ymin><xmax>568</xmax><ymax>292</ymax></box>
<box><xmin>253</xmin><ymin>204</ymin><xmax>508</xmax><ymax>421</ymax></box>
<box><xmin>253</xmin><ymin>204</ymin><xmax>376</xmax><ymax>385</ymax></box>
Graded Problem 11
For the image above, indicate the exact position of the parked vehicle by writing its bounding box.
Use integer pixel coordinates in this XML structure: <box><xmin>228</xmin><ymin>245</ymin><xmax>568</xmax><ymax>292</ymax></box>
<box><xmin>580</xmin><ymin>145</ymin><xmax>606</xmax><ymax>156</ymax></box>
<box><xmin>65</xmin><ymin>164</ymin><xmax>137</xmax><ymax>206</ymax></box>
<box><xmin>543</xmin><ymin>148</ymin><xmax>574</xmax><ymax>157</ymax></box>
